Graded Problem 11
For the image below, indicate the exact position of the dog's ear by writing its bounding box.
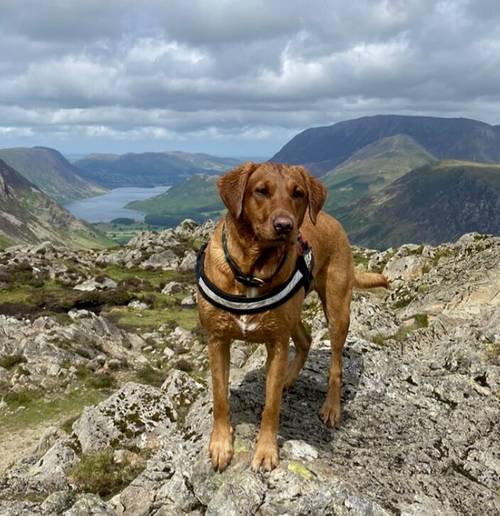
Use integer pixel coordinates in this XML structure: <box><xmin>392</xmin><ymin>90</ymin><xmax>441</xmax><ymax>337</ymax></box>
<box><xmin>301</xmin><ymin>167</ymin><xmax>327</xmax><ymax>224</ymax></box>
<box><xmin>217</xmin><ymin>162</ymin><xmax>259</xmax><ymax>219</ymax></box>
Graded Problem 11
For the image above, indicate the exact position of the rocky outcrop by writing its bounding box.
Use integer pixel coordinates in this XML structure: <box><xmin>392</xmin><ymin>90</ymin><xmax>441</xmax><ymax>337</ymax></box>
<box><xmin>0</xmin><ymin>229</ymin><xmax>498</xmax><ymax>515</ymax></box>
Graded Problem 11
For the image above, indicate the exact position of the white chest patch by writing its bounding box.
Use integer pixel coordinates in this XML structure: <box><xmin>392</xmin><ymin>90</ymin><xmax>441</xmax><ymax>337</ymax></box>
<box><xmin>233</xmin><ymin>314</ymin><xmax>260</xmax><ymax>336</ymax></box>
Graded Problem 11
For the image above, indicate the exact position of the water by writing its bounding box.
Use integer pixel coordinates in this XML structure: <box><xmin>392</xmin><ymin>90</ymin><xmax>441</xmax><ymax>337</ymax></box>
<box><xmin>64</xmin><ymin>186</ymin><xmax>170</xmax><ymax>223</ymax></box>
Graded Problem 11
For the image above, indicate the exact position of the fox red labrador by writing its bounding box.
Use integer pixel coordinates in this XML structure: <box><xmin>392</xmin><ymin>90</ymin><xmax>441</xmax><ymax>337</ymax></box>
<box><xmin>196</xmin><ymin>162</ymin><xmax>388</xmax><ymax>472</ymax></box>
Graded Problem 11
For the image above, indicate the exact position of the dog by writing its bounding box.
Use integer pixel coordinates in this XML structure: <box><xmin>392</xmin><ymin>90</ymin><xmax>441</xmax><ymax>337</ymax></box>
<box><xmin>196</xmin><ymin>162</ymin><xmax>388</xmax><ymax>472</ymax></box>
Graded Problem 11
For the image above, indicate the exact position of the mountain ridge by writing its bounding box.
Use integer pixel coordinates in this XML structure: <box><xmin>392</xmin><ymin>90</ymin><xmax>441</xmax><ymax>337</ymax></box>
<box><xmin>74</xmin><ymin>151</ymin><xmax>242</xmax><ymax>189</ymax></box>
<box><xmin>0</xmin><ymin>159</ymin><xmax>112</xmax><ymax>249</ymax></box>
<box><xmin>272</xmin><ymin>114</ymin><xmax>500</xmax><ymax>173</ymax></box>
<box><xmin>336</xmin><ymin>159</ymin><xmax>500</xmax><ymax>248</ymax></box>
<box><xmin>0</xmin><ymin>147</ymin><xmax>105</xmax><ymax>203</ymax></box>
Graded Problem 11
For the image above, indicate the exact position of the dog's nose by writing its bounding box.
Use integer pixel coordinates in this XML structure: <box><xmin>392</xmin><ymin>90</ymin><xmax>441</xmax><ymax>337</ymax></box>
<box><xmin>273</xmin><ymin>216</ymin><xmax>293</xmax><ymax>235</ymax></box>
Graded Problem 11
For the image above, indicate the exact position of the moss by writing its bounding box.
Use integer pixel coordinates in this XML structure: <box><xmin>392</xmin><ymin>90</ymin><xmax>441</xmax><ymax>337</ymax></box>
<box><xmin>135</xmin><ymin>365</ymin><xmax>166</xmax><ymax>387</ymax></box>
<box><xmin>68</xmin><ymin>448</ymin><xmax>147</xmax><ymax>498</ymax></box>
<box><xmin>414</xmin><ymin>313</ymin><xmax>429</xmax><ymax>328</ymax></box>
<box><xmin>390</xmin><ymin>314</ymin><xmax>429</xmax><ymax>342</ymax></box>
<box><xmin>0</xmin><ymin>353</ymin><xmax>27</xmax><ymax>370</ymax></box>
<box><xmin>287</xmin><ymin>461</ymin><xmax>314</xmax><ymax>480</ymax></box>
<box><xmin>372</xmin><ymin>334</ymin><xmax>386</xmax><ymax>347</ymax></box>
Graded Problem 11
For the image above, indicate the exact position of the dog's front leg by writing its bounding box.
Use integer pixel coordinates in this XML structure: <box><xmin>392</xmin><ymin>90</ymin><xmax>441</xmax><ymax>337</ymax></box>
<box><xmin>208</xmin><ymin>335</ymin><xmax>233</xmax><ymax>472</ymax></box>
<box><xmin>252</xmin><ymin>338</ymin><xmax>289</xmax><ymax>471</ymax></box>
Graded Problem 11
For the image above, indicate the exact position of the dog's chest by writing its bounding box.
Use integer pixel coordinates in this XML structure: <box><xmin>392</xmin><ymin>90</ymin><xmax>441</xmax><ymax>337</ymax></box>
<box><xmin>231</xmin><ymin>314</ymin><xmax>261</xmax><ymax>337</ymax></box>
<box><xmin>230</xmin><ymin>287</ymin><xmax>265</xmax><ymax>339</ymax></box>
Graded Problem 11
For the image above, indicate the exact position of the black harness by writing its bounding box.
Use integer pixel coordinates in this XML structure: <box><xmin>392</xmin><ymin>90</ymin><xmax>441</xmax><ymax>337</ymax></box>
<box><xmin>196</xmin><ymin>232</ymin><xmax>314</xmax><ymax>315</ymax></box>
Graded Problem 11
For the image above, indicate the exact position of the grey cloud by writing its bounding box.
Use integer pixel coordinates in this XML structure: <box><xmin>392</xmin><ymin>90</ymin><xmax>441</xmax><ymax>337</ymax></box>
<box><xmin>0</xmin><ymin>0</ymin><xmax>499</xmax><ymax>155</ymax></box>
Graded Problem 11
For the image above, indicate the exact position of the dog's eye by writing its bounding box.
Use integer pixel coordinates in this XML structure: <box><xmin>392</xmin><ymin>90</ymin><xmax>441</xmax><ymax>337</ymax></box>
<box><xmin>255</xmin><ymin>186</ymin><xmax>268</xmax><ymax>197</ymax></box>
<box><xmin>293</xmin><ymin>187</ymin><xmax>305</xmax><ymax>199</ymax></box>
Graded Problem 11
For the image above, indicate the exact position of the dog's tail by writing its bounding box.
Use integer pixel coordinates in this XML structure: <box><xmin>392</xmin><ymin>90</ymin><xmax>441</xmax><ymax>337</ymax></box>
<box><xmin>353</xmin><ymin>270</ymin><xmax>389</xmax><ymax>289</ymax></box>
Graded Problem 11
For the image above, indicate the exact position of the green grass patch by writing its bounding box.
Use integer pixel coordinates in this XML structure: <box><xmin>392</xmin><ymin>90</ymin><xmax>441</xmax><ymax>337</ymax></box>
<box><xmin>68</xmin><ymin>448</ymin><xmax>147</xmax><ymax>498</ymax></box>
<box><xmin>0</xmin><ymin>387</ymin><xmax>108</xmax><ymax>433</ymax></box>
<box><xmin>390</xmin><ymin>314</ymin><xmax>429</xmax><ymax>342</ymax></box>
<box><xmin>372</xmin><ymin>334</ymin><xmax>386</xmax><ymax>346</ymax></box>
<box><xmin>104</xmin><ymin>306</ymin><xmax>198</xmax><ymax>331</ymax></box>
<box><xmin>0</xmin><ymin>354</ymin><xmax>27</xmax><ymax>370</ymax></box>
<box><xmin>135</xmin><ymin>364</ymin><xmax>167</xmax><ymax>387</ymax></box>
<box><xmin>0</xmin><ymin>280</ymin><xmax>135</xmax><ymax>318</ymax></box>
<box><xmin>97</xmin><ymin>265</ymin><xmax>187</xmax><ymax>288</ymax></box>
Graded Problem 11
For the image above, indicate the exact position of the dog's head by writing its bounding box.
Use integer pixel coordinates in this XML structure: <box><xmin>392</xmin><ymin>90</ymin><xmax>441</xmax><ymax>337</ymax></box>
<box><xmin>218</xmin><ymin>162</ymin><xmax>327</xmax><ymax>244</ymax></box>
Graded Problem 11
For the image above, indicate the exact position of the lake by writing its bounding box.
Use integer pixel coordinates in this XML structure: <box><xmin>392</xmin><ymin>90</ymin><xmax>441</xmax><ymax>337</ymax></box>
<box><xmin>64</xmin><ymin>186</ymin><xmax>170</xmax><ymax>223</ymax></box>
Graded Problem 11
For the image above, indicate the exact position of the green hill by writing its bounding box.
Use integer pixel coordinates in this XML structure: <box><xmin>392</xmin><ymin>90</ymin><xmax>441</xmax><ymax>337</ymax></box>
<box><xmin>0</xmin><ymin>159</ymin><xmax>112</xmax><ymax>250</ymax></box>
<box><xmin>323</xmin><ymin>135</ymin><xmax>436</xmax><ymax>210</ymax></box>
<box><xmin>127</xmin><ymin>174</ymin><xmax>223</xmax><ymax>227</ymax></box>
<box><xmin>336</xmin><ymin>160</ymin><xmax>500</xmax><ymax>249</ymax></box>
<box><xmin>0</xmin><ymin>147</ymin><xmax>105</xmax><ymax>203</ymax></box>
<box><xmin>272</xmin><ymin>115</ymin><xmax>500</xmax><ymax>174</ymax></box>
<box><xmin>74</xmin><ymin>152</ymin><xmax>241</xmax><ymax>189</ymax></box>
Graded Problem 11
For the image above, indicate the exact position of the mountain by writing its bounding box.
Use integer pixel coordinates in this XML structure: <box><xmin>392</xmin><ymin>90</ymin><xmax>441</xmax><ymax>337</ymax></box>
<box><xmin>336</xmin><ymin>160</ymin><xmax>500</xmax><ymax>249</ymax></box>
<box><xmin>127</xmin><ymin>174</ymin><xmax>223</xmax><ymax>226</ymax></box>
<box><xmin>0</xmin><ymin>159</ymin><xmax>112</xmax><ymax>249</ymax></box>
<box><xmin>272</xmin><ymin>115</ymin><xmax>500</xmax><ymax>174</ymax></box>
<box><xmin>323</xmin><ymin>134</ymin><xmax>436</xmax><ymax>210</ymax></box>
<box><xmin>74</xmin><ymin>152</ymin><xmax>241</xmax><ymax>188</ymax></box>
<box><xmin>0</xmin><ymin>147</ymin><xmax>105</xmax><ymax>203</ymax></box>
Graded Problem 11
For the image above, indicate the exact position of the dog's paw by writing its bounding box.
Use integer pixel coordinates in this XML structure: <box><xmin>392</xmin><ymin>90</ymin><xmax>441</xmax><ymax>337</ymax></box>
<box><xmin>209</xmin><ymin>428</ymin><xmax>234</xmax><ymax>472</ymax></box>
<box><xmin>251</xmin><ymin>440</ymin><xmax>279</xmax><ymax>472</ymax></box>
<box><xmin>320</xmin><ymin>400</ymin><xmax>341</xmax><ymax>427</ymax></box>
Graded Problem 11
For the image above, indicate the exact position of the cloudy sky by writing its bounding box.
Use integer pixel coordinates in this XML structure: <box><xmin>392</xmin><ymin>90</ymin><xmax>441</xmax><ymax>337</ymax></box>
<box><xmin>1</xmin><ymin>0</ymin><xmax>500</xmax><ymax>157</ymax></box>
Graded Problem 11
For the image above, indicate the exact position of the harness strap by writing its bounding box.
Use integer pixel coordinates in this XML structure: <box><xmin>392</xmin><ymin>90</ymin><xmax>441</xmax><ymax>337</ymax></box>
<box><xmin>221</xmin><ymin>225</ymin><xmax>288</xmax><ymax>288</ymax></box>
<box><xmin>196</xmin><ymin>240</ymin><xmax>314</xmax><ymax>315</ymax></box>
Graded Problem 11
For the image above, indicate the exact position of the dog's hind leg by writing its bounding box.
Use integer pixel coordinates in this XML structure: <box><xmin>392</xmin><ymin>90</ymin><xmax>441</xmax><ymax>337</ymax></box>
<box><xmin>208</xmin><ymin>335</ymin><xmax>233</xmax><ymax>472</ymax></box>
<box><xmin>318</xmin><ymin>281</ymin><xmax>351</xmax><ymax>428</ymax></box>
<box><xmin>284</xmin><ymin>320</ymin><xmax>312</xmax><ymax>389</ymax></box>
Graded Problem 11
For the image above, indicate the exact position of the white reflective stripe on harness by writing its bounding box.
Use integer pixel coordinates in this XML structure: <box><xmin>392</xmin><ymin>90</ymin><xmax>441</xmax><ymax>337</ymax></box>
<box><xmin>198</xmin><ymin>268</ymin><xmax>304</xmax><ymax>311</ymax></box>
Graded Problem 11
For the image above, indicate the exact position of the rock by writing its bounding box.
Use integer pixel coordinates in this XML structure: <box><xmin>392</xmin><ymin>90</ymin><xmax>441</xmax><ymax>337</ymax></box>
<box><xmin>165</xmin><ymin>326</ymin><xmax>195</xmax><ymax>352</ymax></box>
<box><xmin>178</xmin><ymin>250</ymin><xmax>197</xmax><ymax>273</ymax></box>
<box><xmin>128</xmin><ymin>300</ymin><xmax>148</xmax><ymax>310</ymax></box>
<box><xmin>282</xmin><ymin>440</ymin><xmax>319</xmax><ymax>461</ymax></box>
<box><xmin>383</xmin><ymin>254</ymin><xmax>428</xmax><ymax>282</ymax></box>
<box><xmin>161</xmin><ymin>281</ymin><xmax>184</xmax><ymax>295</ymax></box>
<box><xmin>65</xmin><ymin>493</ymin><xmax>116</xmax><ymax>515</ymax></box>
<box><xmin>161</xmin><ymin>369</ymin><xmax>205</xmax><ymax>410</ymax></box>
<box><xmin>73</xmin><ymin>277</ymin><xmax>117</xmax><ymax>291</ymax></box>
<box><xmin>72</xmin><ymin>382</ymin><xmax>177</xmax><ymax>453</ymax></box>
<box><xmin>141</xmin><ymin>250</ymin><xmax>179</xmax><ymax>270</ymax></box>
<box><xmin>1</xmin><ymin>224</ymin><xmax>499</xmax><ymax>515</ymax></box>
<box><xmin>180</xmin><ymin>294</ymin><xmax>196</xmax><ymax>306</ymax></box>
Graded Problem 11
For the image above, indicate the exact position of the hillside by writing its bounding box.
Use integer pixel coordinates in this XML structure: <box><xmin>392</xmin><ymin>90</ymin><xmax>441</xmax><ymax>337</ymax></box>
<box><xmin>128</xmin><ymin>174</ymin><xmax>223</xmax><ymax>226</ymax></box>
<box><xmin>74</xmin><ymin>151</ymin><xmax>241</xmax><ymax>188</ymax></box>
<box><xmin>0</xmin><ymin>159</ymin><xmax>112</xmax><ymax>249</ymax></box>
<box><xmin>0</xmin><ymin>221</ymin><xmax>498</xmax><ymax>514</ymax></box>
<box><xmin>0</xmin><ymin>147</ymin><xmax>105</xmax><ymax>203</ymax></box>
<box><xmin>323</xmin><ymin>134</ymin><xmax>436</xmax><ymax>210</ymax></box>
<box><xmin>272</xmin><ymin>115</ymin><xmax>500</xmax><ymax>174</ymax></box>
<box><xmin>337</xmin><ymin>160</ymin><xmax>500</xmax><ymax>248</ymax></box>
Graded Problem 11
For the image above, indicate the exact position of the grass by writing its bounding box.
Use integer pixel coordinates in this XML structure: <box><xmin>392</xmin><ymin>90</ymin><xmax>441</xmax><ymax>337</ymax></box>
<box><xmin>0</xmin><ymin>386</ymin><xmax>108</xmax><ymax>433</ymax></box>
<box><xmin>0</xmin><ymin>354</ymin><xmax>27</xmax><ymax>370</ymax></box>
<box><xmin>97</xmin><ymin>265</ymin><xmax>183</xmax><ymax>288</ymax></box>
<box><xmin>0</xmin><ymin>280</ymin><xmax>135</xmax><ymax>318</ymax></box>
<box><xmin>68</xmin><ymin>447</ymin><xmax>148</xmax><ymax>498</ymax></box>
<box><xmin>104</xmin><ymin>305</ymin><xmax>198</xmax><ymax>331</ymax></box>
<box><xmin>135</xmin><ymin>364</ymin><xmax>167</xmax><ymax>387</ymax></box>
